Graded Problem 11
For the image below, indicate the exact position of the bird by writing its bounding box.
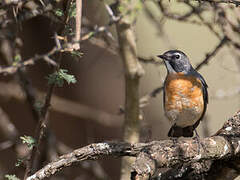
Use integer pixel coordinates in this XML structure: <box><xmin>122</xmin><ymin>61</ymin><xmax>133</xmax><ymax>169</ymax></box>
<box><xmin>158</xmin><ymin>50</ymin><xmax>208</xmax><ymax>137</ymax></box>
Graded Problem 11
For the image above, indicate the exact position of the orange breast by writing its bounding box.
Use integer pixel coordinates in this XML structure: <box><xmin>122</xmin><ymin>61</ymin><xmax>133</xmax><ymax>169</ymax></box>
<box><xmin>164</xmin><ymin>73</ymin><xmax>204</xmax><ymax>127</ymax></box>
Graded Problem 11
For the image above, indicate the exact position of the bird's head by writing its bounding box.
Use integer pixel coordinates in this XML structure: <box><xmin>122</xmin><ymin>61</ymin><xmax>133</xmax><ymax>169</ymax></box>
<box><xmin>158</xmin><ymin>50</ymin><xmax>193</xmax><ymax>74</ymax></box>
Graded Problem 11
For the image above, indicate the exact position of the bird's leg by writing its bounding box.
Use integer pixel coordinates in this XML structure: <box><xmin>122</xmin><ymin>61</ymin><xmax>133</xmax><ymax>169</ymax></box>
<box><xmin>194</xmin><ymin>129</ymin><xmax>204</xmax><ymax>154</ymax></box>
<box><xmin>169</xmin><ymin>137</ymin><xmax>179</xmax><ymax>147</ymax></box>
<box><xmin>194</xmin><ymin>129</ymin><xmax>200</xmax><ymax>138</ymax></box>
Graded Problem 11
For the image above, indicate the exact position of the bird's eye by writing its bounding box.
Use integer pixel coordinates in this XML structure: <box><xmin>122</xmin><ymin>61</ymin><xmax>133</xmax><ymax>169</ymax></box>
<box><xmin>175</xmin><ymin>54</ymin><xmax>180</xmax><ymax>59</ymax></box>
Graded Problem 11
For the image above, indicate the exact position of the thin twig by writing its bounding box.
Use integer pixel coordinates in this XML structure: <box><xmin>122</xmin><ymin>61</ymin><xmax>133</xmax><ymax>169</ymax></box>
<box><xmin>185</xmin><ymin>1</ymin><xmax>221</xmax><ymax>39</ymax></box>
<box><xmin>23</xmin><ymin>62</ymin><xmax>53</xmax><ymax>179</ymax></box>
<box><xmin>81</xmin><ymin>16</ymin><xmax>120</xmax><ymax>42</ymax></box>
<box><xmin>0</xmin><ymin>25</ymin><xmax>120</xmax><ymax>76</ymax></box>
<box><xmin>157</xmin><ymin>0</ymin><xmax>201</xmax><ymax>21</ymax></box>
<box><xmin>72</xmin><ymin>0</ymin><xmax>82</xmax><ymax>50</ymax></box>
<box><xmin>0</xmin><ymin>5</ymin><xmax>121</xmax><ymax>76</ymax></box>
<box><xmin>0</xmin><ymin>39</ymin><xmax>83</xmax><ymax>75</ymax></box>
<box><xmin>157</xmin><ymin>0</ymin><xmax>222</xmax><ymax>39</ymax></box>
<box><xmin>0</xmin><ymin>46</ymin><xmax>58</xmax><ymax>75</ymax></box>
<box><xmin>195</xmin><ymin>36</ymin><xmax>228</xmax><ymax>70</ymax></box>
<box><xmin>23</xmin><ymin>0</ymin><xmax>82</xmax><ymax>174</ymax></box>
<box><xmin>23</xmin><ymin>34</ymin><xmax>62</xmax><ymax>179</ymax></box>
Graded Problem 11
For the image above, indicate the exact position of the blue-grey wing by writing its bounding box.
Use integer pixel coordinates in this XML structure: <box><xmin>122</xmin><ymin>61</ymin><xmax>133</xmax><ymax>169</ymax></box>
<box><xmin>192</xmin><ymin>71</ymin><xmax>208</xmax><ymax>128</ymax></box>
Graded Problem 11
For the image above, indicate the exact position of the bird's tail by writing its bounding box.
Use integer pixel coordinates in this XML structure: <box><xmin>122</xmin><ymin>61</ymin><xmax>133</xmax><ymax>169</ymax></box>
<box><xmin>168</xmin><ymin>125</ymin><xmax>194</xmax><ymax>137</ymax></box>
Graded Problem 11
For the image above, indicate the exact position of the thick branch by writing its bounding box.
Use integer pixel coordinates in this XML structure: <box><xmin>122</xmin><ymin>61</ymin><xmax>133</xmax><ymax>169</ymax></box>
<box><xmin>26</xmin><ymin>111</ymin><xmax>240</xmax><ymax>180</ymax></box>
<box><xmin>190</xmin><ymin>0</ymin><xmax>240</xmax><ymax>6</ymax></box>
<box><xmin>115</xmin><ymin>0</ymin><xmax>145</xmax><ymax>179</ymax></box>
<box><xmin>132</xmin><ymin>110</ymin><xmax>240</xmax><ymax>179</ymax></box>
<box><xmin>26</xmin><ymin>142</ymin><xmax>143</xmax><ymax>180</ymax></box>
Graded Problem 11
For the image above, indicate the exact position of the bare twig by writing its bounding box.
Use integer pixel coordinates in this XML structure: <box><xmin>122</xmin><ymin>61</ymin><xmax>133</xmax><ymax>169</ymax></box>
<box><xmin>0</xmin><ymin>39</ymin><xmax>84</xmax><ymax>76</ymax></box>
<box><xmin>23</xmin><ymin>0</ymin><xmax>82</xmax><ymax>174</ymax></box>
<box><xmin>0</xmin><ymin>46</ymin><xmax>58</xmax><ymax>75</ymax></box>
<box><xmin>23</xmin><ymin>34</ymin><xmax>62</xmax><ymax>179</ymax></box>
<box><xmin>139</xmin><ymin>86</ymin><xmax>163</xmax><ymax>108</ymax></box>
<box><xmin>72</xmin><ymin>0</ymin><xmax>82</xmax><ymax>50</ymax></box>
<box><xmin>184</xmin><ymin>1</ymin><xmax>221</xmax><ymax>39</ymax></box>
<box><xmin>195</xmin><ymin>36</ymin><xmax>228</xmax><ymax>70</ymax></box>
<box><xmin>81</xmin><ymin>15</ymin><xmax>120</xmax><ymax>42</ymax></box>
<box><xmin>0</xmin><ymin>31</ymin><xmax>49</xmax><ymax>179</ymax></box>
<box><xmin>157</xmin><ymin>0</ymin><xmax>198</xmax><ymax>21</ymax></box>
<box><xmin>23</xmin><ymin>73</ymin><xmax>53</xmax><ymax>179</ymax></box>
<box><xmin>0</xmin><ymin>4</ymin><xmax>121</xmax><ymax>77</ymax></box>
<box><xmin>157</xmin><ymin>0</ymin><xmax>222</xmax><ymax>39</ymax></box>
<box><xmin>0</xmin><ymin>28</ymin><xmax>119</xmax><ymax>76</ymax></box>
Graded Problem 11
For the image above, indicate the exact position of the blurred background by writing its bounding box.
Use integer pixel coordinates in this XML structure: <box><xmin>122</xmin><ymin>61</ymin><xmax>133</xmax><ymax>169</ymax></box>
<box><xmin>0</xmin><ymin>0</ymin><xmax>240</xmax><ymax>179</ymax></box>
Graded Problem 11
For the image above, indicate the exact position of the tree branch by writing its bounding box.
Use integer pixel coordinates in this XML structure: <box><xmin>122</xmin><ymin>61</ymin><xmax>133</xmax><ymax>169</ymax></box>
<box><xmin>72</xmin><ymin>0</ymin><xmax>82</xmax><ymax>50</ymax></box>
<box><xmin>23</xmin><ymin>34</ymin><xmax>61</xmax><ymax>179</ymax></box>
<box><xmin>195</xmin><ymin>36</ymin><xmax>228</xmax><ymax>70</ymax></box>
<box><xmin>191</xmin><ymin>0</ymin><xmax>240</xmax><ymax>6</ymax></box>
<box><xmin>0</xmin><ymin>46</ymin><xmax>58</xmax><ymax>75</ymax></box>
<box><xmin>115</xmin><ymin>0</ymin><xmax>145</xmax><ymax>179</ymax></box>
<box><xmin>26</xmin><ymin>111</ymin><xmax>240</xmax><ymax>180</ymax></box>
<box><xmin>132</xmin><ymin>110</ymin><xmax>240</xmax><ymax>179</ymax></box>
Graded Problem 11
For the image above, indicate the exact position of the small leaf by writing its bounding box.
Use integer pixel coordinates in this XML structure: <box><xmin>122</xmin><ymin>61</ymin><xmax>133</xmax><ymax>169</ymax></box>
<box><xmin>12</xmin><ymin>54</ymin><xmax>22</xmax><ymax>66</ymax></box>
<box><xmin>34</xmin><ymin>101</ymin><xmax>44</xmax><ymax>113</ymax></box>
<box><xmin>118</xmin><ymin>4</ymin><xmax>126</xmax><ymax>14</ymax></box>
<box><xmin>47</xmin><ymin>72</ymin><xmax>62</xmax><ymax>87</ymax></box>
<box><xmin>47</xmin><ymin>69</ymin><xmax>77</xmax><ymax>87</ymax></box>
<box><xmin>71</xmin><ymin>51</ymin><xmax>83</xmax><ymax>58</ymax></box>
<box><xmin>14</xmin><ymin>54</ymin><xmax>22</xmax><ymax>62</ymax></box>
<box><xmin>55</xmin><ymin>9</ymin><xmax>64</xmax><ymax>17</ymax></box>
<box><xmin>15</xmin><ymin>159</ymin><xmax>23</xmax><ymax>167</ymax></box>
<box><xmin>69</xmin><ymin>2</ymin><xmax>76</xmax><ymax>18</ymax></box>
<box><xmin>20</xmin><ymin>135</ymin><xmax>36</xmax><ymax>150</ymax></box>
<box><xmin>58</xmin><ymin>69</ymin><xmax>77</xmax><ymax>85</ymax></box>
<box><xmin>5</xmin><ymin>174</ymin><xmax>20</xmax><ymax>180</ymax></box>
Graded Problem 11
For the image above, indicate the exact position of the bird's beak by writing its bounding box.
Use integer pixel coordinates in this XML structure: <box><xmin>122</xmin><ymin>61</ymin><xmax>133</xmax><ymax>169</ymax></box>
<box><xmin>158</xmin><ymin>54</ymin><xmax>170</xmax><ymax>61</ymax></box>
